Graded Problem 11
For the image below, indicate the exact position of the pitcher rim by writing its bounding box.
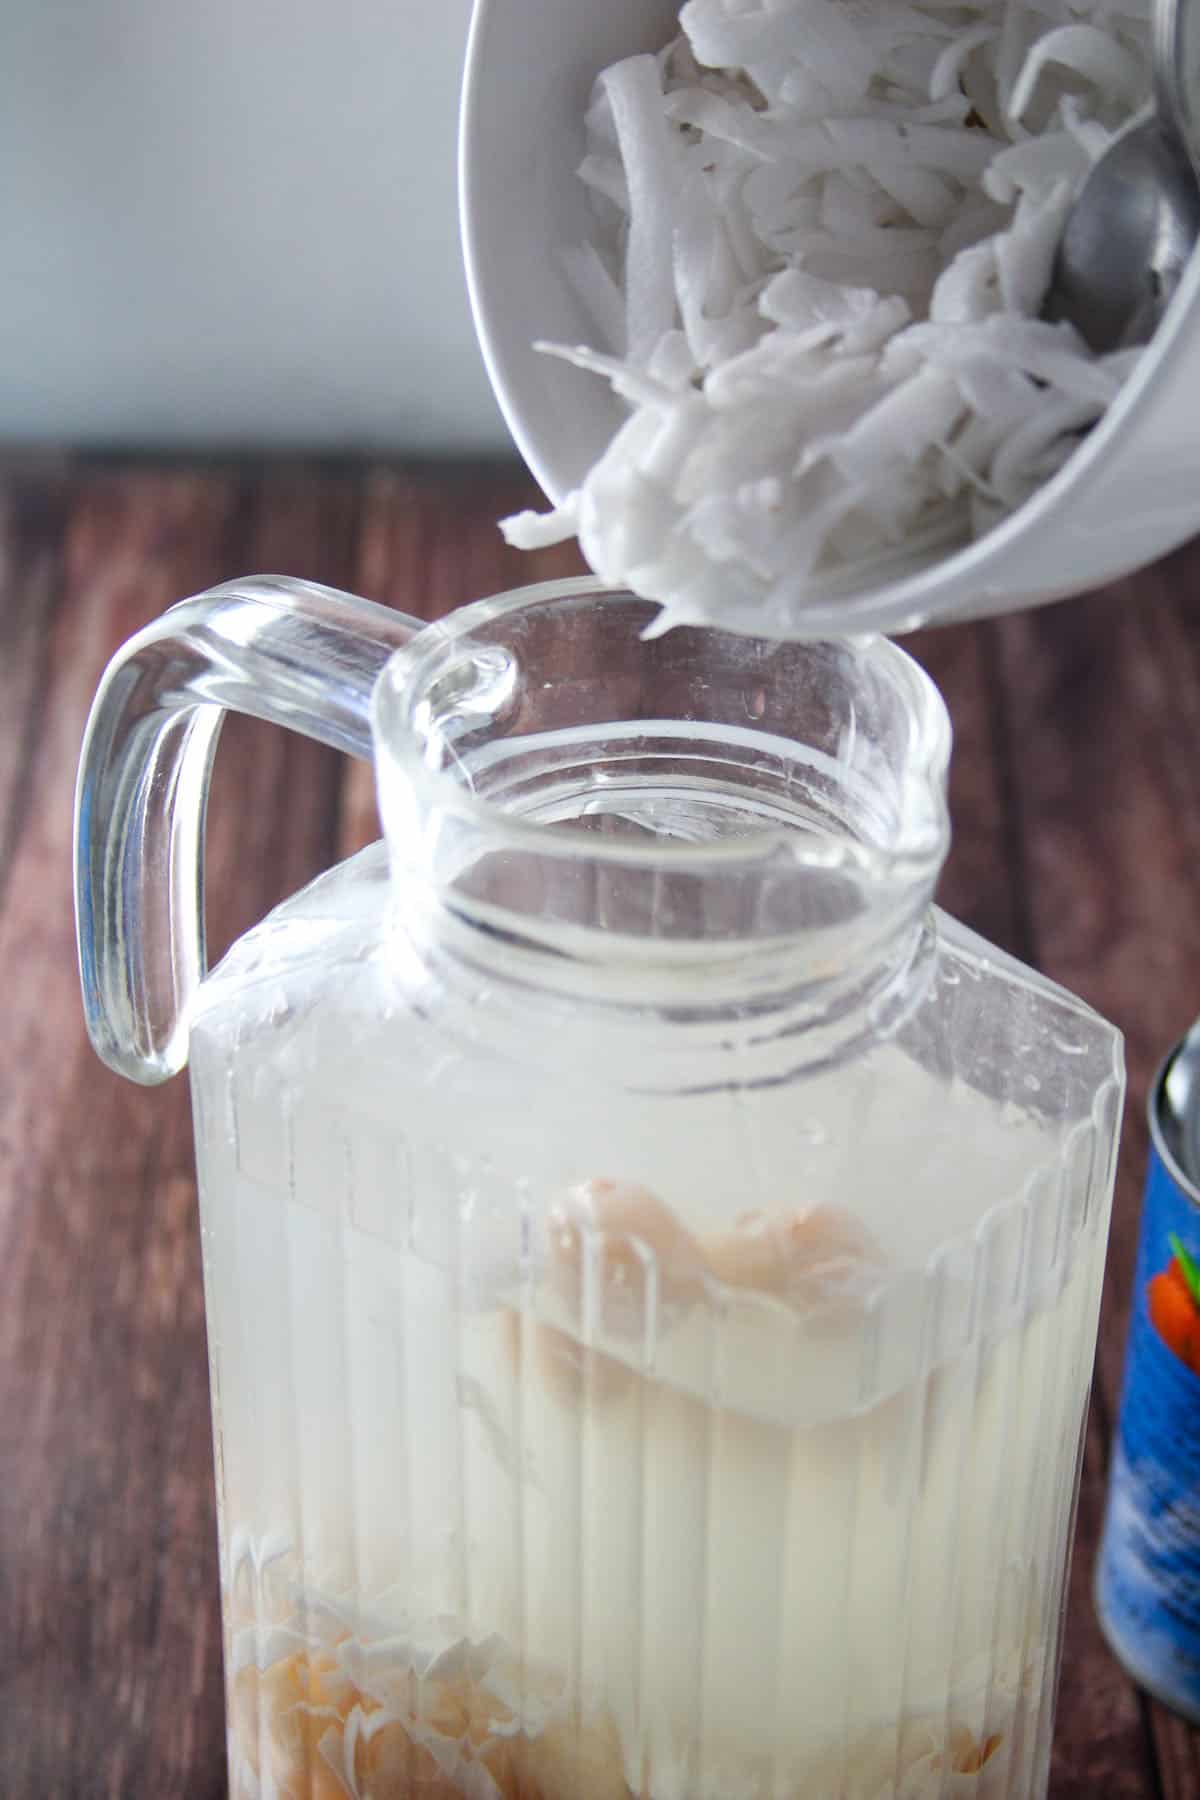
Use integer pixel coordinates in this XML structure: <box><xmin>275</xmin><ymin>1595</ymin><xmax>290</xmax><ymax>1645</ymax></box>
<box><xmin>370</xmin><ymin>580</ymin><xmax>953</xmax><ymax>885</ymax></box>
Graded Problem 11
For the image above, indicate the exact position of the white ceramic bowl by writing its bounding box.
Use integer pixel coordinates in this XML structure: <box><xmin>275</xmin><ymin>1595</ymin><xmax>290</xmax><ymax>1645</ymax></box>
<box><xmin>460</xmin><ymin>0</ymin><xmax>1200</xmax><ymax>635</ymax></box>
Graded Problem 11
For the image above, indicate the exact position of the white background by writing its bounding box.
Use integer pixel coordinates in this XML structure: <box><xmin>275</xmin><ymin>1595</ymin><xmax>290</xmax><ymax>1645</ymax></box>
<box><xmin>2</xmin><ymin>1</ymin><xmax>510</xmax><ymax>450</ymax></box>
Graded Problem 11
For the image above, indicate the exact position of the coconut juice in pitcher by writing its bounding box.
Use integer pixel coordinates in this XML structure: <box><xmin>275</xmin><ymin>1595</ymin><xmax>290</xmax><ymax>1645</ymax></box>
<box><xmin>75</xmin><ymin>577</ymin><xmax>1123</xmax><ymax>1799</ymax></box>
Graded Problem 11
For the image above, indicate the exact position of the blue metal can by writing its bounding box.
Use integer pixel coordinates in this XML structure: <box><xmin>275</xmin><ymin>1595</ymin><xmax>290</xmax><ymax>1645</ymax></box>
<box><xmin>1096</xmin><ymin>1038</ymin><xmax>1200</xmax><ymax>1722</ymax></box>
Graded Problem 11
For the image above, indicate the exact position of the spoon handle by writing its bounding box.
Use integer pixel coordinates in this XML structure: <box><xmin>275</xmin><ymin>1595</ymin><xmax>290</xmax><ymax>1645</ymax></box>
<box><xmin>1156</xmin><ymin>0</ymin><xmax>1200</xmax><ymax>173</ymax></box>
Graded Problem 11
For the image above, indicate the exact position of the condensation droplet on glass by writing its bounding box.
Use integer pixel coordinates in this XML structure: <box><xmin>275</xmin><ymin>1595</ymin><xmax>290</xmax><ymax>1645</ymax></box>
<box><xmin>744</xmin><ymin>686</ymin><xmax>767</xmax><ymax>720</ymax></box>
<box><xmin>1023</xmin><ymin>1073</ymin><xmax>1042</xmax><ymax>1093</ymax></box>
<box><xmin>1051</xmin><ymin>1036</ymin><xmax>1086</xmax><ymax>1057</ymax></box>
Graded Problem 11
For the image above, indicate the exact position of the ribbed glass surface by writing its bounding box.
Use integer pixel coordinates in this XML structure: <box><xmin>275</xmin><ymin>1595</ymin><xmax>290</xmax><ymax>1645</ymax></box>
<box><xmin>190</xmin><ymin>911</ymin><xmax>1121</xmax><ymax>1800</ymax></box>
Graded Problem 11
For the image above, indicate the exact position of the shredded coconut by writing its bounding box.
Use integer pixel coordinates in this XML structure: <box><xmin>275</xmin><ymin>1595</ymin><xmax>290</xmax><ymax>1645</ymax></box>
<box><xmin>501</xmin><ymin>0</ymin><xmax>1151</xmax><ymax>632</ymax></box>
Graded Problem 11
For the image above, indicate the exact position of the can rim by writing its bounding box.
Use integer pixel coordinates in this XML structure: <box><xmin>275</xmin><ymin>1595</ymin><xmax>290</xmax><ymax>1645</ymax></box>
<box><xmin>1150</xmin><ymin>1042</ymin><xmax>1200</xmax><ymax>1207</ymax></box>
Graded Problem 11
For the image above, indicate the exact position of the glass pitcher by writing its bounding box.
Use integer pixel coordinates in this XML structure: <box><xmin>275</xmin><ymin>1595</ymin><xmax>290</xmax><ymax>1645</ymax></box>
<box><xmin>75</xmin><ymin>577</ymin><xmax>1123</xmax><ymax>1800</ymax></box>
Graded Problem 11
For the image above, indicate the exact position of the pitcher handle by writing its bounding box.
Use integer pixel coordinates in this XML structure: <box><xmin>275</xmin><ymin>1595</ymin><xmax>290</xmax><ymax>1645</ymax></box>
<box><xmin>74</xmin><ymin>575</ymin><xmax>420</xmax><ymax>1087</ymax></box>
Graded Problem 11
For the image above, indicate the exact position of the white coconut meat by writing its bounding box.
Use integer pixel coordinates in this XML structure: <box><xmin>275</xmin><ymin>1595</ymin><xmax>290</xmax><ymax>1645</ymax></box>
<box><xmin>502</xmin><ymin>0</ymin><xmax>1152</xmax><ymax>632</ymax></box>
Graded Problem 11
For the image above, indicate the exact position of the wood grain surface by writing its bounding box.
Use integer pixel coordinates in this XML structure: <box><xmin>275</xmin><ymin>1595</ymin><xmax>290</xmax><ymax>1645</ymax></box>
<box><xmin>2</xmin><ymin>456</ymin><xmax>1199</xmax><ymax>1797</ymax></box>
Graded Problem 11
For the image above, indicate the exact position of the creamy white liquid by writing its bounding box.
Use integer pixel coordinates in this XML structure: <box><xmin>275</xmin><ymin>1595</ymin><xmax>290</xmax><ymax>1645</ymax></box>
<box><xmin>192</xmin><ymin>904</ymin><xmax>1108</xmax><ymax>1800</ymax></box>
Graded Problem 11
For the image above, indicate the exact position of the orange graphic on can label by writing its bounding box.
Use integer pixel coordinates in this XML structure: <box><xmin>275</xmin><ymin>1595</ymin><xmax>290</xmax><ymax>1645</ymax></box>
<box><xmin>1147</xmin><ymin>1234</ymin><xmax>1200</xmax><ymax>1375</ymax></box>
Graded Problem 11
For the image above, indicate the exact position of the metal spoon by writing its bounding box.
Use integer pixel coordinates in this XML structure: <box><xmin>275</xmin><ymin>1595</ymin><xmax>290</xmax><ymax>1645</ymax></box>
<box><xmin>1045</xmin><ymin>0</ymin><xmax>1200</xmax><ymax>351</ymax></box>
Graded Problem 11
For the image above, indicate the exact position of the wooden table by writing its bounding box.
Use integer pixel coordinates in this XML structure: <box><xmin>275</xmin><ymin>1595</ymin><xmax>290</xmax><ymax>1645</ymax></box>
<box><xmin>4</xmin><ymin>455</ymin><xmax>1200</xmax><ymax>1797</ymax></box>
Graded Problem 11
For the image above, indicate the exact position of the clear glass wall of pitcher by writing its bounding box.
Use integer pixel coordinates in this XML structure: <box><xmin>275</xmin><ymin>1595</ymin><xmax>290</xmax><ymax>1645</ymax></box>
<box><xmin>75</xmin><ymin>578</ymin><xmax>1123</xmax><ymax>1800</ymax></box>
